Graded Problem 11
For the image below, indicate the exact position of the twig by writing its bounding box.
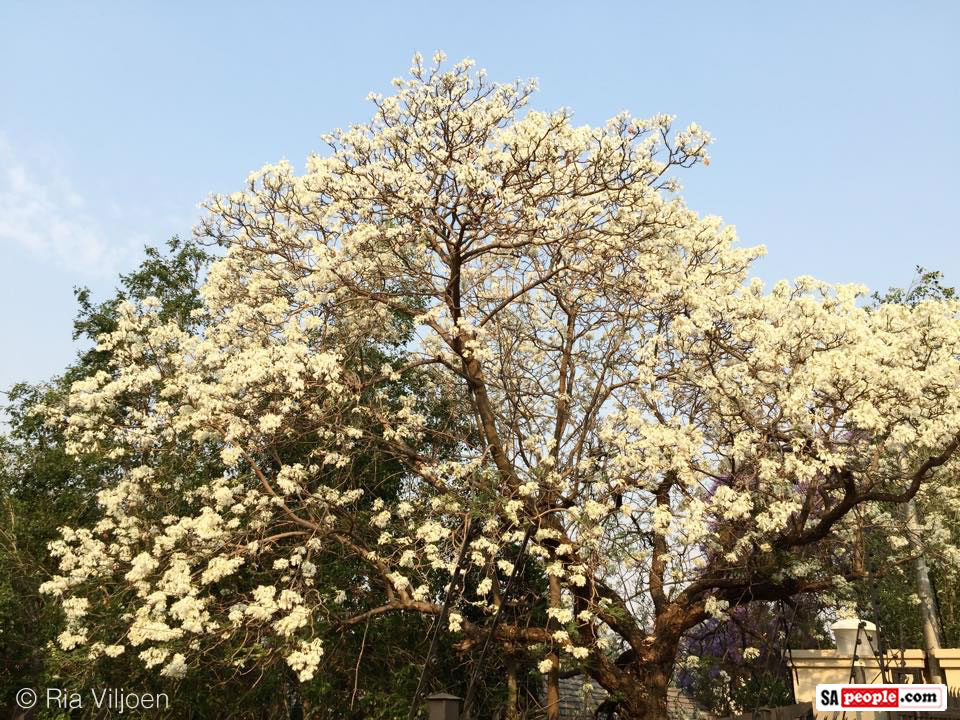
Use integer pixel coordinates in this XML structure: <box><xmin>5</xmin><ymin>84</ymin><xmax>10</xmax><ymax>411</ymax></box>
<box><xmin>461</xmin><ymin>521</ymin><xmax>535</xmax><ymax>719</ymax></box>
<box><xmin>407</xmin><ymin>516</ymin><xmax>475</xmax><ymax>720</ymax></box>
<box><xmin>350</xmin><ymin>618</ymin><xmax>370</xmax><ymax>711</ymax></box>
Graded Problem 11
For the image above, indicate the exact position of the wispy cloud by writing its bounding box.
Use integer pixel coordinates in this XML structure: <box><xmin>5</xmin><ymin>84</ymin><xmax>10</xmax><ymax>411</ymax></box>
<box><xmin>0</xmin><ymin>136</ymin><xmax>140</xmax><ymax>276</ymax></box>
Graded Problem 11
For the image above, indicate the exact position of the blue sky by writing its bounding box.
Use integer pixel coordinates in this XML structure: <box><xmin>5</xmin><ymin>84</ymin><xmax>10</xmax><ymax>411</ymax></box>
<box><xmin>1</xmin><ymin>1</ymin><xmax>957</xmax><ymax>391</ymax></box>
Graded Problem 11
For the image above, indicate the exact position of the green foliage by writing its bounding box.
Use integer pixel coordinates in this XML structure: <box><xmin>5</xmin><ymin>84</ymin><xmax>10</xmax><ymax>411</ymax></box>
<box><xmin>69</xmin><ymin>235</ymin><xmax>211</xmax><ymax>382</ymax></box>
<box><xmin>0</xmin><ymin>236</ymin><xmax>523</xmax><ymax>718</ymax></box>
<box><xmin>871</xmin><ymin>265</ymin><xmax>956</xmax><ymax>307</ymax></box>
<box><xmin>0</xmin><ymin>380</ymin><xmax>106</xmax><ymax>713</ymax></box>
<box><xmin>0</xmin><ymin>237</ymin><xmax>217</xmax><ymax>716</ymax></box>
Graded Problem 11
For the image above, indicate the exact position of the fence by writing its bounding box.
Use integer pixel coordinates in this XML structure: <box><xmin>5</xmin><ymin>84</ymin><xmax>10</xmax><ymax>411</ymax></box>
<box><xmin>717</xmin><ymin>702</ymin><xmax>813</xmax><ymax>720</ymax></box>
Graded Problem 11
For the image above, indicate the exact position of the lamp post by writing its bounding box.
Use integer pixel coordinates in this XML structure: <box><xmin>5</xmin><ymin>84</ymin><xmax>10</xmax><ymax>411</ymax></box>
<box><xmin>832</xmin><ymin>618</ymin><xmax>879</xmax><ymax>660</ymax></box>
<box><xmin>425</xmin><ymin>693</ymin><xmax>462</xmax><ymax>720</ymax></box>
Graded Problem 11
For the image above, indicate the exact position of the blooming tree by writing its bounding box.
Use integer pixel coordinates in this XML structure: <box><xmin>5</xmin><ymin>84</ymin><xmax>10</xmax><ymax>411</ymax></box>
<box><xmin>42</xmin><ymin>54</ymin><xmax>960</xmax><ymax>718</ymax></box>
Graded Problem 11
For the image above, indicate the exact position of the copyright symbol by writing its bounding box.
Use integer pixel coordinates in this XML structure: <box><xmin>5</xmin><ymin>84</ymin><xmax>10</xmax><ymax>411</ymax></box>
<box><xmin>15</xmin><ymin>687</ymin><xmax>37</xmax><ymax>709</ymax></box>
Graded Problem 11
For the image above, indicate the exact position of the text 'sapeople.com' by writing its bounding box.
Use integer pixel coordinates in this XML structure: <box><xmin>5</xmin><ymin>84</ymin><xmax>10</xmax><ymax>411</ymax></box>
<box><xmin>816</xmin><ymin>684</ymin><xmax>948</xmax><ymax>712</ymax></box>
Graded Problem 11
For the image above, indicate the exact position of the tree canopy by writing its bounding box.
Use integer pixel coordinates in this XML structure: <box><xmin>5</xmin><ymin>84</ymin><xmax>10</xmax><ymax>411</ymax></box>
<box><xmin>38</xmin><ymin>55</ymin><xmax>960</xmax><ymax>719</ymax></box>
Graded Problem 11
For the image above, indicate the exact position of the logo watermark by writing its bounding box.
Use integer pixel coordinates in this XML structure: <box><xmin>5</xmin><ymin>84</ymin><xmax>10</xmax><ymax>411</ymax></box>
<box><xmin>816</xmin><ymin>684</ymin><xmax>948</xmax><ymax>712</ymax></box>
<box><xmin>15</xmin><ymin>687</ymin><xmax>170</xmax><ymax>713</ymax></box>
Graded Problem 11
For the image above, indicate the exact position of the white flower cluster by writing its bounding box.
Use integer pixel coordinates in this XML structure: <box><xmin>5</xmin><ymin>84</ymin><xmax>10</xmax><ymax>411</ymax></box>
<box><xmin>36</xmin><ymin>52</ymin><xmax>960</xmax><ymax>697</ymax></box>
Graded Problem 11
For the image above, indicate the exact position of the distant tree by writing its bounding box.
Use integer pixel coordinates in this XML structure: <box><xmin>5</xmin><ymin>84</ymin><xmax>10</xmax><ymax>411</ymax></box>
<box><xmin>870</xmin><ymin>266</ymin><xmax>956</xmax><ymax>308</ymax></box>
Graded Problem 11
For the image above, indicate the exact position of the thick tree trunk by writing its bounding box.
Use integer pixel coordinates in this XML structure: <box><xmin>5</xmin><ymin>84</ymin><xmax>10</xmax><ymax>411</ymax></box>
<box><xmin>587</xmin><ymin>658</ymin><xmax>674</xmax><ymax>720</ymax></box>
<box><xmin>617</xmin><ymin>666</ymin><xmax>671</xmax><ymax>720</ymax></box>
